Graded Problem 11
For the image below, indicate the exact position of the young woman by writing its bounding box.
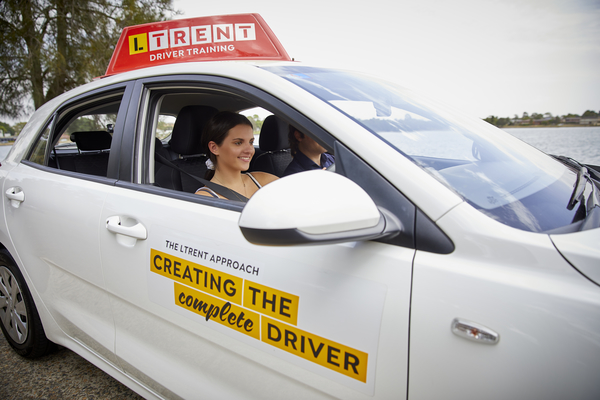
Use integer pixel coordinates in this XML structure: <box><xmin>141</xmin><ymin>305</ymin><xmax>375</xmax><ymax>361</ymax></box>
<box><xmin>196</xmin><ymin>111</ymin><xmax>278</xmax><ymax>200</ymax></box>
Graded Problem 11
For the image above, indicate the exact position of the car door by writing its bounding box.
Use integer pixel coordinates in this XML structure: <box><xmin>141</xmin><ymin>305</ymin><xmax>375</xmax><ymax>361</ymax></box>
<box><xmin>3</xmin><ymin>84</ymin><xmax>132</xmax><ymax>366</ymax></box>
<box><xmin>98</xmin><ymin>77</ymin><xmax>417</xmax><ymax>399</ymax></box>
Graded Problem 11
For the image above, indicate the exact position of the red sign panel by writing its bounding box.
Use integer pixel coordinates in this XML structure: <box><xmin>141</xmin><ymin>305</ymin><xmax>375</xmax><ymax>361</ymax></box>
<box><xmin>105</xmin><ymin>14</ymin><xmax>291</xmax><ymax>76</ymax></box>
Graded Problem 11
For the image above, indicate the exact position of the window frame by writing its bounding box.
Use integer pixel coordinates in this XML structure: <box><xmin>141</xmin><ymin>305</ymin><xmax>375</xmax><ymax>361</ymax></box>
<box><xmin>21</xmin><ymin>82</ymin><xmax>134</xmax><ymax>183</ymax></box>
<box><xmin>113</xmin><ymin>75</ymin><xmax>335</xmax><ymax>210</ymax></box>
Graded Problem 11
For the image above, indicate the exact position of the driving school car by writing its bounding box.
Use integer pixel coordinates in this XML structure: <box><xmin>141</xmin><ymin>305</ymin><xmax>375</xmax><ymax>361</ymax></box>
<box><xmin>1</xmin><ymin>13</ymin><xmax>599</xmax><ymax>400</ymax></box>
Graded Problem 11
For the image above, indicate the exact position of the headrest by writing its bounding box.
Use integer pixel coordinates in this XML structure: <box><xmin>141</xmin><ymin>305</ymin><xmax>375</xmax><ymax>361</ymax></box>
<box><xmin>70</xmin><ymin>131</ymin><xmax>112</xmax><ymax>151</ymax></box>
<box><xmin>259</xmin><ymin>115</ymin><xmax>289</xmax><ymax>152</ymax></box>
<box><xmin>170</xmin><ymin>105</ymin><xmax>218</xmax><ymax>155</ymax></box>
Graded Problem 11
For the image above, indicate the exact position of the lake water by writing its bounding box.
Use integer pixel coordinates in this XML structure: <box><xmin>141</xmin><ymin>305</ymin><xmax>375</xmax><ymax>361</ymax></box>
<box><xmin>1</xmin><ymin>126</ymin><xmax>598</xmax><ymax>166</ymax></box>
<box><xmin>503</xmin><ymin>126</ymin><xmax>600</xmax><ymax>166</ymax></box>
<box><xmin>0</xmin><ymin>145</ymin><xmax>11</xmax><ymax>160</ymax></box>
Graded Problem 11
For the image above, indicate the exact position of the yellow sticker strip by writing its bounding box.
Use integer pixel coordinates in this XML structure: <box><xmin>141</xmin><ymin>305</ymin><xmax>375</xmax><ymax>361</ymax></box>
<box><xmin>175</xmin><ymin>282</ymin><xmax>260</xmax><ymax>340</ymax></box>
<box><xmin>151</xmin><ymin>249</ymin><xmax>243</xmax><ymax>305</ymax></box>
<box><xmin>243</xmin><ymin>281</ymin><xmax>299</xmax><ymax>325</ymax></box>
<box><xmin>261</xmin><ymin>316</ymin><xmax>368</xmax><ymax>383</ymax></box>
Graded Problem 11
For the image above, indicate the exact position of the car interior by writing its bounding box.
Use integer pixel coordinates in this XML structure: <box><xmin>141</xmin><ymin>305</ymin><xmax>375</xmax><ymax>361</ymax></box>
<box><xmin>45</xmin><ymin>100</ymin><xmax>120</xmax><ymax>177</ymax></box>
<box><xmin>33</xmin><ymin>88</ymin><xmax>330</xmax><ymax>196</ymax></box>
<box><xmin>149</xmin><ymin>91</ymin><xmax>297</xmax><ymax>193</ymax></box>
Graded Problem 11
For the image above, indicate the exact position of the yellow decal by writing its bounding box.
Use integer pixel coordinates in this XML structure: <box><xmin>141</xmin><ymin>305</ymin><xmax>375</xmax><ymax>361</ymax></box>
<box><xmin>151</xmin><ymin>249</ymin><xmax>243</xmax><ymax>305</ymax></box>
<box><xmin>175</xmin><ymin>282</ymin><xmax>260</xmax><ymax>340</ymax></box>
<box><xmin>261</xmin><ymin>316</ymin><xmax>368</xmax><ymax>383</ymax></box>
<box><xmin>243</xmin><ymin>281</ymin><xmax>299</xmax><ymax>325</ymax></box>
<box><xmin>129</xmin><ymin>33</ymin><xmax>148</xmax><ymax>54</ymax></box>
<box><xmin>151</xmin><ymin>248</ymin><xmax>370</xmax><ymax>383</ymax></box>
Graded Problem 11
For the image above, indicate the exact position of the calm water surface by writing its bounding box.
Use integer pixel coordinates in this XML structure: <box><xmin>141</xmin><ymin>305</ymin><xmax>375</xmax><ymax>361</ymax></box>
<box><xmin>504</xmin><ymin>126</ymin><xmax>600</xmax><ymax>166</ymax></box>
<box><xmin>0</xmin><ymin>145</ymin><xmax>10</xmax><ymax>160</ymax></box>
<box><xmin>1</xmin><ymin>126</ymin><xmax>598</xmax><ymax>165</ymax></box>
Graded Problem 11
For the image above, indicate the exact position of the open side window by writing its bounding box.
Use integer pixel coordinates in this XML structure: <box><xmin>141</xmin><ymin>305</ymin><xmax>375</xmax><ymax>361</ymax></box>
<box><xmin>24</xmin><ymin>88</ymin><xmax>128</xmax><ymax>180</ymax></box>
<box><xmin>137</xmin><ymin>84</ymin><xmax>308</xmax><ymax>195</ymax></box>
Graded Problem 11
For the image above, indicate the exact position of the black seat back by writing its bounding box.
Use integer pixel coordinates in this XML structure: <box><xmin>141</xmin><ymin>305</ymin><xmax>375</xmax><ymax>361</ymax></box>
<box><xmin>63</xmin><ymin>130</ymin><xmax>112</xmax><ymax>176</ymax></box>
<box><xmin>252</xmin><ymin>115</ymin><xmax>292</xmax><ymax>177</ymax></box>
<box><xmin>70</xmin><ymin>131</ymin><xmax>112</xmax><ymax>151</ymax></box>
<box><xmin>155</xmin><ymin>105</ymin><xmax>218</xmax><ymax>192</ymax></box>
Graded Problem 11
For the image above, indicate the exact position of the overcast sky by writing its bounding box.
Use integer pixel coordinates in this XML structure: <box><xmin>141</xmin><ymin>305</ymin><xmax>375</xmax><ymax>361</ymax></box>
<box><xmin>173</xmin><ymin>0</ymin><xmax>600</xmax><ymax>119</ymax></box>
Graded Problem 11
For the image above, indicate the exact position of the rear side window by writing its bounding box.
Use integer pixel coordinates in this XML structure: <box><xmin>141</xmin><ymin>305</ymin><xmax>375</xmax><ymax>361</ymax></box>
<box><xmin>26</xmin><ymin>92</ymin><xmax>124</xmax><ymax>178</ymax></box>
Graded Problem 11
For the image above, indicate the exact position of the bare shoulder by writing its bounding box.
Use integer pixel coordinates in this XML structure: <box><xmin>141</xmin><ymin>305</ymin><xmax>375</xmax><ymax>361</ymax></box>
<box><xmin>195</xmin><ymin>189</ymin><xmax>212</xmax><ymax>197</ymax></box>
<box><xmin>249</xmin><ymin>171</ymin><xmax>279</xmax><ymax>186</ymax></box>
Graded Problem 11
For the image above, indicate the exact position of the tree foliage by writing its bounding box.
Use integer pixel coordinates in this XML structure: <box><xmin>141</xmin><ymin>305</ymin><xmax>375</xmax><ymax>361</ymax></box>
<box><xmin>484</xmin><ymin>110</ymin><xmax>600</xmax><ymax>127</ymax></box>
<box><xmin>0</xmin><ymin>121</ymin><xmax>15</xmax><ymax>135</ymax></box>
<box><xmin>0</xmin><ymin>0</ymin><xmax>176</xmax><ymax>119</ymax></box>
<box><xmin>246</xmin><ymin>114</ymin><xmax>264</xmax><ymax>133</ymax></box>
<box><xmin>582</xmin><ymin>110</ymin><xmax>599</xmax><ymax>118</ymax></box>
<box><xmin>483</xmin><ymin>115</ymin><xmax>511</xmax><ymax>127</ymax></box>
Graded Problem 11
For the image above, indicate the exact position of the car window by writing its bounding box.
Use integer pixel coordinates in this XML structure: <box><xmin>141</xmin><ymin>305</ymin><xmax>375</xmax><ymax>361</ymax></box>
<box><xmin>264</xmin><ymin>65</ymin><xmax>584</xmax><ymax>233</ymax></box>
<box><xmin>156</xmin><ymin>114</ymin><xmax>176</xmax><ymax>141</ymax></box>
<box><xmin>146</xmin><ymin>88</ymin><xmax>284</xmax><ymax>195</ymax></box>
<box><xmin>26</xmin><ymin>93</ymin><xmax>124</xmax><ymax>178</ymax></box>
<box><xmin>240</xmin><ymin>106</ymin><xmax>272</xmax><ymax>143</ymax></box>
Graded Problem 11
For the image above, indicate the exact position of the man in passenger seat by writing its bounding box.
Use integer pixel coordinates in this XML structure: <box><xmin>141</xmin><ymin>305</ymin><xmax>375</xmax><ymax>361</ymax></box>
<box><xmin>282</xmin><ymin>126</ymin><xmax>335</xmax><ymax>177</ymax></box>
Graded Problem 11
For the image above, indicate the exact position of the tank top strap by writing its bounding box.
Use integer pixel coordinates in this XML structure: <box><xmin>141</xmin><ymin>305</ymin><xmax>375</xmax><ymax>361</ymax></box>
<box><xmin>245</xmin><ymin>172</ymin><xmax>262</xmax><ymax>188</ymax></box>
<box><xmin>196</xmin><ymin>186</ymin><xmax>220</xmax><ymax>198</ymax></box>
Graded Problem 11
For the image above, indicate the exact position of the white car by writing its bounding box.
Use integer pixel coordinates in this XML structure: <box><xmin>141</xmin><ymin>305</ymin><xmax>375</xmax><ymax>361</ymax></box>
<box><xmin>1</xmin><ymin>14</ymin><xmax>599</xmax><ymax>400</ymax></box>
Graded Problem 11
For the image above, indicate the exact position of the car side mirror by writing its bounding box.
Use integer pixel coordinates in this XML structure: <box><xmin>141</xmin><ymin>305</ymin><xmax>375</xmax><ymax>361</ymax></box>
<box><xmin>239</xmin><ymin>170</ymin><xmax>401</xmax><ymax>246</ymax></box>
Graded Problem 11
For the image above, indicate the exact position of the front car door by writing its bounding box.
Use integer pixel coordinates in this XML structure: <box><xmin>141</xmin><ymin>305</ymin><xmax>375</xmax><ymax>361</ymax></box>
<box><xmin>98</xmin><ymin>74</ymin><xmax>416</xmax><ymax>399</ymax></box>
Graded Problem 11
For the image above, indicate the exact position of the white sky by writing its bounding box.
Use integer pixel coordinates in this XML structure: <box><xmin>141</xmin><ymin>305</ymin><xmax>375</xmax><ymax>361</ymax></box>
<box><xmin>173</xmin><ymin>0</ymin><xmax>600</xmax><ymax>119</ymax></box>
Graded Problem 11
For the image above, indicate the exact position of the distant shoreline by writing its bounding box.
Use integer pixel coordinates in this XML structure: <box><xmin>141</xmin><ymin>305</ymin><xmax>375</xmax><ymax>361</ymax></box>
<box><xmin>501</xmin><ymin>124</ymin><xmax>597</xmax><ymax>129</ymax></box>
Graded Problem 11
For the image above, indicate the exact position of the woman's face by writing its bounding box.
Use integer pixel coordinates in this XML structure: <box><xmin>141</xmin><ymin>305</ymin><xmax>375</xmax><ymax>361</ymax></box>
<box><xmin>210</xmin><ymin>124</ymin><xmax>255</xmax><ymax>172</ymax></box>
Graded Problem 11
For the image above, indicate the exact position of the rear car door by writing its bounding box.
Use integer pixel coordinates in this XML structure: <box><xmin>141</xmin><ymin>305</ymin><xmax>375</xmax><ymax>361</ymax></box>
<box><xmin>3</xmin><ymin>83</ymin><xmax>132</xmax><ymax>365</ymax></box>
<box><xmin>98</xmin><ymin>76</ymin><xmax>416</xmax><ymax>399</ymax></box>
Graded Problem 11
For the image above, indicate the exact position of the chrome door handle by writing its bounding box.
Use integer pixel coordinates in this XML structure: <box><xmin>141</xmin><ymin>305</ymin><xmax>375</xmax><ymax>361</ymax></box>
<box><xmin>5</xmin><ymin>187</ymin><xmax>25</xmax><ymax>208</ymax></box>
<box><xmin>106</xmin><ymin>216</ymin><xmax>147</xmax><ymax>240</ymax></box>
<box><xmin>451</xmin><ymin>318</ymin><xmax>499</xmax><ymax>344</ymax></box>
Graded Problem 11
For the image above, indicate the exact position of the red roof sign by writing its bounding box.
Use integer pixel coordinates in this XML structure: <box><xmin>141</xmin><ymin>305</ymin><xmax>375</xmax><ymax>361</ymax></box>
<box><xmin>105</xmin><ymin>13</ymin><xmax>291</xmax><ymax>76</ymax></box>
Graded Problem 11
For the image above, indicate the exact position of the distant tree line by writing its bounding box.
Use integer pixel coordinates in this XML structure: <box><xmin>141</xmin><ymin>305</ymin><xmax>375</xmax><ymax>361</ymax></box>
<box><xmin>484</xmin><ymin>110</ymin><xmax>600</xmax><ymax>128</ymax></box>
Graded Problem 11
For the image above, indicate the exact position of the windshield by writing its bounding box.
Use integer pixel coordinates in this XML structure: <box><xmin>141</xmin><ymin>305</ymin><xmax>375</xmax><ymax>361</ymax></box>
<box><xmin>263</xmin><ymin>65</ymin><xmax>590</xmax><ymax>232</ymax></box>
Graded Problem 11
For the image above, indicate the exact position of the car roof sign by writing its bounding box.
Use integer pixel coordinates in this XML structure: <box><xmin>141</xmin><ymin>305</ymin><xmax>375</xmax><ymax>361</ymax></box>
<box><xmin>104</xmin><ymin>13</ymin><xmax>291</xmax><ymax>76</ymax></box>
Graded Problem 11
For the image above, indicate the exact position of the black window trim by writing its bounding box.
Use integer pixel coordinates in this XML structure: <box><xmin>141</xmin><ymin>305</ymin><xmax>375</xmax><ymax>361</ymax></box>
<box><xmin>23</xmin><ymin>81</ymin><xmax>135</xmax><ymax>181</ymax></box>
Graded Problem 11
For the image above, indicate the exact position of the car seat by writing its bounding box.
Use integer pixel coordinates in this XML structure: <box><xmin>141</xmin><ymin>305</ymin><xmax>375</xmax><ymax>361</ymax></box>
<box><xmin>154</xmin><ymin>105</ymin><xmax>218</xmax><ymax>192</ymax></box>
<box><xmin>251</xmin><ymin>115</ymin><xmax>292</xmax><ymax>177</ymax></box>
<box><xmin>64</xmin><ymin>130</ymin><xmax>112</xmax><ymax>176</ymax></box>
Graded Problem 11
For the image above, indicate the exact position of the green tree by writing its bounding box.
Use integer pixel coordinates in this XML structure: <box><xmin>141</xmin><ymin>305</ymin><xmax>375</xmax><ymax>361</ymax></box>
<box><xmin>484</xmin><ymin>116</ymin><xmax>496</xmax><ymax>125</ymax></box>
<box><xmin>0</xmin><ymin>121</ymin><xmax>15</xmax><ymax>136</ymax></box>
<box><xmin>483</xmin><ymin>116</ymin><xmax>511</xmax><ymax>128</ymax></box>
<box><xmin>13</xmin><ymin>122</ymin><xmax>27</xmax><ymax>136</ymax></box>
<box><xmin>582</xmin><ymin>110</ymin><xmax>599</xmax><ymax>118</ymax></box>
<box><xmin>247</xmin><ymin>114</ymin><xmax>265</xmax><ymax>133</ymax></box>
<box><xmin>496</xmin><ymin>117</ymin><xmax>511</xmax><ymax>127</ymax></box>
<box><xmin>0</xmin><ymin>0</ymin><xmax>177</xmax><ymax>119</ymax></box>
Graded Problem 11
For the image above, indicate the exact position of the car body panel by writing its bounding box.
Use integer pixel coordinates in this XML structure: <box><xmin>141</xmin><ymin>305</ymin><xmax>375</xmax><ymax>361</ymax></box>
<box><xmin>98</xmin><ymin>183</ymin><xmax>414</xmax><ymax>399</ymax></box>
<box><xmin>2</xmin><ymin>163</ymin><xmax>118</xmax><ymax>364</ymax></box>
<box><xmin>551</xmin><ymin>229</ymin><xmax>600</xmax><ymax>286</ymax></box>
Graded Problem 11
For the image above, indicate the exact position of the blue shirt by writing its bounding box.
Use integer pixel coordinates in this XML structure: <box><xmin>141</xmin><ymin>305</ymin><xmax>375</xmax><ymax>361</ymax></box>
<box><xmin>282</xmin><ymin>151</ymin><xmax>335</xmax><ymax>177</ymax></box>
